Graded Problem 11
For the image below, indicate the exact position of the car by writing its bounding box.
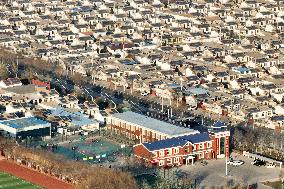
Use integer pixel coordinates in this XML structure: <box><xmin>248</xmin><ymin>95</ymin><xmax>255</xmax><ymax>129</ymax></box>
<box><xmin>232</xmin><ymin>160</ymin><xmax>244</xmax><ymax>166</ymax></box>
<box><xmin>200</xmin><ymin>160</ymin><xmax>208</xmax><ymax>166</ymax></box>
<box><xmin>141</xmin><ymin>91</ymin><xmax>149</xmax><ymax>96</ymax></box>
<box><xmin>266</xmin><ymin>163</ymin><xmax>276</xmax><ymax>168</ymax></box>
<box><xmin>251</xmin><ymin>159</ymin><xmax>266</xmax><ymax>166</ymax></box>
<box><xmin>226</xmin><ymin>158</ymin><xmax>234</xmax><ymax>165</ymax></box>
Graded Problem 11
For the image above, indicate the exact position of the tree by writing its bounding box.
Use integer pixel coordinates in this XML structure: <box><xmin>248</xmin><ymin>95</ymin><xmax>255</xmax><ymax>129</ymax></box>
<box><xmin>0</xmin><ymin>64</ymin><xmax>9</xmax><ymax>80</ymax></box>
<box><xmin>72</xmin><ymin>73</ymin><xmax>84</xmax><ymax>86</ymax></box>
<box><xmin>279</xmin><ymin>170</ymin><xmax>284</xmax><ymax>184</ymax></box>
<box><xmin>0</xmin><ymin>136</ymin><xmax>137</xmax><ymax>189</ymax></box>
<box><xmin>141</xmin><ymin>180</ymin><xmax>151</xmax><ymax>189</ymax></box>
<box><xmin>232</xmin><ymin>127</ymin><xmax>244</xmax><ymax>149</ymax></box>
<box><xmin>53</xmin><ymin>65</ymin><xmax>64</xmax><ymax>77</ymax></box>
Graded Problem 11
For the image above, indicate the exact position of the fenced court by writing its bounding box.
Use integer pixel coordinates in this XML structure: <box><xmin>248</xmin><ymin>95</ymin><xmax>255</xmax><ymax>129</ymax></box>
<box><xmin>54</xmin><ymin>138</ymin><xmax>132</xmax><ymax>163</ymax></box>
<box><xmin>0</xmin><ymin>172</ymin><xmax>42</xmax><ymax>189</ymax></box>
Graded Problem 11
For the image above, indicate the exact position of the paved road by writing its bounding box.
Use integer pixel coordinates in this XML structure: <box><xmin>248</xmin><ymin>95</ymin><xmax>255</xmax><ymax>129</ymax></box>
<box><xmin>45</xmin><ymin>75</ymin><xmax>226</xmax><ymax>133</ymax></box>
<box><xmin>81</xmin><ymin>82</ymin><xmax>212</xmax><ymax>130</ymax></box>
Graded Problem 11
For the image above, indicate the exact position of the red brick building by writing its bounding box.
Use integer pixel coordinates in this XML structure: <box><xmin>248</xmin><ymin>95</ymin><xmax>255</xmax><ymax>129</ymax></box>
<box><xmin>107</xmin><ymin>111</ymin><xmax>199</xmax><ymax>143</ymax></box>
<box><xmin>133</xmin><ymin>121</ymin><xmax>230</xmax><ymax>167</ymax></box>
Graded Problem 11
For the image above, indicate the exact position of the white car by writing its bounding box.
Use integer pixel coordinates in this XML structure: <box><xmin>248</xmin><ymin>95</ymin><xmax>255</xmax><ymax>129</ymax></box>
<box><xmin>232</xmin><ymin>160</ymin><xmax>244</xmax><ymax>166</ymax></box>
<box><xmin>266</xmin><ymin>163</ymin><xmax>276</xmax><ymax>168</ymax></box>
<box><xmin>226</xmin><ymin>159</ymin><xmax>234</xmax><ymax>165</ymax></box>
<box><xmin>141</xmin><ymin>91</ymin><xmax>149</xmax><ymax>96</ymax></box>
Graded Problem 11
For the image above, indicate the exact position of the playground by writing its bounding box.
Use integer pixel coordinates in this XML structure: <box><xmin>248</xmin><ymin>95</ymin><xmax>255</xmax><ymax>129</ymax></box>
<box><xmin>53</xmin><ymin>137</ymin><xmax>132</xmax><ymax>163</ymax></box>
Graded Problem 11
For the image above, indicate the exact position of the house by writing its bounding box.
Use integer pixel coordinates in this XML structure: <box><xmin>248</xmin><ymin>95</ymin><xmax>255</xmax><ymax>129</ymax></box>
<box><xmin>133</xmin><ymin>122</ymin><xmax>230</xmax><ymax>167</ymax></box>
<box><xmin>0</xmin><ymin>117</ymin><xmax>51</xmax><ymax>139</ymax></box>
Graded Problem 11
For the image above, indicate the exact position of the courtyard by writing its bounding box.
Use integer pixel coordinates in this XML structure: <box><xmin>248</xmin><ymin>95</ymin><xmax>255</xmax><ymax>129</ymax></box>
<box><xmin>178</xmin><ymin>153</ymin><xmax>281</xmax><ymax>189</ymax></box>
<box><xmin>50</xmin><ymin>136</ymin><xmax>132</xmax><ymax>165</ymax></box>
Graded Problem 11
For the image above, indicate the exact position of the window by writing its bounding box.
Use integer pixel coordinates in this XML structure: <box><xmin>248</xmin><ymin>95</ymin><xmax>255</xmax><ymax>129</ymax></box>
<box><xmin>220</xmin><ymin>137</ymin><xmax>225</xmax><ymax>155</ymax></box>
<box><xmin>184</xmin><ymin>148</ymin><xmax>189</xmax><ymax>153</ymax></box>
<box><xmin>174</xmin><ymin>157</ymin><xmax>179</xmax><ymax>163</ymax></box>
<box><xmin>153</xmin><ymin>152</ymin><xmax>158</xmax><ymax>158</ymax></box>
<box><xmin>174</xmin><ymin>148</ymin><xmax>179</xmax><ymax>154</ymax></box>
<box><xmin>199</xmin><ymin>143</ymin><xmax>204</xmax><ymax>149</ymax></box>
<box><xmin>159</xmin><ymin>150</ymin><xmax>164</xmax><ymax>157</ymax></box>
<box><xmin>159</xmin><ymin>160</ymin><xmax>164</xmax><ymax>166</ymax></box>
<box><xmin>167</xmin><ymin>158</ymin><xmax>172</xmax><ymax>165</ymax></box>
<box><xmin>199</xmin><ymin>153</ymin><xmax>204</xmax><ymax>159</ymax></box>
<box><xmin>207</xmin><ymin>142</ymin><xmax>212</xmax><ymax>148</ymax></box>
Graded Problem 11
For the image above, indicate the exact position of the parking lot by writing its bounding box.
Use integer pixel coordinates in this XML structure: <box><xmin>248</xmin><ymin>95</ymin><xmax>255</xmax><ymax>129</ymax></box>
<box><xmin>179</xmin><ymin>153</ymin><xmax>281</xmax><ymax>188</ymax></box>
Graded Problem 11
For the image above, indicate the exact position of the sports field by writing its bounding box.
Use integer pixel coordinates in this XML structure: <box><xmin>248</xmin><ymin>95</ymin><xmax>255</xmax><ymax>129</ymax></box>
<box><xmin>54</xmin><ymin>138</ymin><xmax>123</xmax><ymax>162</ymax></box>
<box><xmin>0</xmin><ymin>172</ymin><xmax>42</xmax><ymax>189</ymax></box>
<box><xmin>0</xmin><ymin>160</ymin><xmax>73</xmax><ymax>189</ymax></box>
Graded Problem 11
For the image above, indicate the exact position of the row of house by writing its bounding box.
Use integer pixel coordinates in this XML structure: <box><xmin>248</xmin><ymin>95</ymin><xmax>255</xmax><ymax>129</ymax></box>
<box><xmin>0</xmin><ymin>0</ymin><xmax>284</xmax><ymax>131</ymax></box>
<box><xmin>0</xmin><ymin>78</ymin><xmax>102</xmax><ymax>138</ymax></box>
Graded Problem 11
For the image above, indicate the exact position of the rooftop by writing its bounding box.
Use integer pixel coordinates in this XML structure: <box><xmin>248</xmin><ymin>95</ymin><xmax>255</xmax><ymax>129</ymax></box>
<box><xmin>0</xmin><ymin>117</ymin><xmax>49</xmax><ymax>129</ymax></box>
<box><xmin>111</xmin><ymin>111</ymin><xmax>199</xmax><ymax>136</ymax></box>
<box><xmin>50</xmin><ymin>107</ymin><xmax>96</xmax><ymax>127</ymax></box>
<box><xmin>143</xmin><ymin>133</ymin><xmax>212</xmax><ymax>151</ymax></box>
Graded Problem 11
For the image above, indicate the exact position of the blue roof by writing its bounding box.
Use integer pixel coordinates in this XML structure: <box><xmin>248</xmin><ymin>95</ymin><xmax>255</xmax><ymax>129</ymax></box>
<box><xmin>235</xmin><ymin>67</ymin><xmax>250</xmax><ymax>73</ymax></box>
<box><xmin>0</xmin><ymin>117</ymin><xmax>49</xmax><ymax>129</ymax></box>
<box><xmin>186</xmin><ymin>87</ymin><xmax>208</xmax><ymax>95</ymax></box>
<box><xmin>212</xmin><ymin>121</ymin><xmax>226</xmax><ymax>128</ymax></box>
<box><xmin>144</xmin><ymin>138</ymin><xmax>187</xmax><ymax>151</ymax></box>
<box><xmin>119</xmin><ymin>59</ymin><xmax>139</xmax><ymax>65</ymax></box>
<box><xmin>179</xmin><ymin>133</ymin><xmax>211</xmax><ymax>143</ymax></box>
<box><xmin>143</xmin><ymin>133</ymin><xmax>212</xmax><ymax>151</ymax></box>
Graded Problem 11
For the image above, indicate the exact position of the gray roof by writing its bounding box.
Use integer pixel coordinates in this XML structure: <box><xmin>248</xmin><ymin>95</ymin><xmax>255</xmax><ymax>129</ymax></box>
<box><xmin>111</xmin><ymin>111</ymin><xmax>199</xmax><ymax>137</ymax></box>
<box><xmin>4</xmin><ymin>85</ymin><xmax>36</xmax><ymax>94</ymax></box>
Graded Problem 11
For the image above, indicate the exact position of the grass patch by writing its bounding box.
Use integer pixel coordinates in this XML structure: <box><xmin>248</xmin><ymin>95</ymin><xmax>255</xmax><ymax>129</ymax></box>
<box><xmin>263</xmin><ymin>180</ymin><xmax>284</xmax><ymax>189</ymax></box>
<box><xmin>0</xmin><ymin>172</ymin><xmax>42</xmax><ymax>189</ymax></box>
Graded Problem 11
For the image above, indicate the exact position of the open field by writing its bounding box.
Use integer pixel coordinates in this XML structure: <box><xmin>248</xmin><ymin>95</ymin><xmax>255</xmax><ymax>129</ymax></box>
<box><xmin>0</xmin><ymin>172</ymin><xmax>41</xmax><ymax>189</ymax></box>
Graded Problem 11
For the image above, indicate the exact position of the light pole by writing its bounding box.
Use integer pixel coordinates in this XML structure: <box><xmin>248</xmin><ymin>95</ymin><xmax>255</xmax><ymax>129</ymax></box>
<box><xmin>161</xmin><ymin>96</ymin><xmax>164</xmax><ymax>113</ymax></box>
<box><xmin>72</xmin><ymin>146</ymin><xmax>78</xmax><ymax>160</ymax></box>
<box><xmin>225</xmin><ymin>137</ymin><xmax>229</xmax><ymax>177</ymax></box>
<box><xmin>225</xmin><ymin>151</ymin><xmax>228</xmax><ymax>176</ymax></box>
<box><xmin>84</xmin><ymin>88</ymin><xmax>94</xmax><ymax>102</ymax></box>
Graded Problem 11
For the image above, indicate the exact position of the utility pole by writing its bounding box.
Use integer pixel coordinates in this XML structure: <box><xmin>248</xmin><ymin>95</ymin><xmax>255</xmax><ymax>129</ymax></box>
<box><xmin>92</xmin><ymin>48</ymin><xmax>94</xmax><ymax>67</ymax></box>
<box><xmin>169</xmin><ymin>98</ymin><xmax>172</xmax><ymax>118</ymax></box>
<box><xmin>225</xmin><ymin>150</ymin><xmax>228</xmax><ymax>176</ymax></box>
<box><xmin>176</xmin><ymin>97</ymin><xmax>178</xmax><ymax>108</ymax></box>
<box><xmin>167</xmin><ymin>108</ymin><xmax>170</xmax><ymax>119</ymax></box>
<box><xmin>16</xmin><ymin>55</ymin><xmax>19</xmax><ymax>78</ymax></box>
<box><xmin>161</xmin><ymin>96</ymin><xmax>164</xmax><ymax>113</ymax></box>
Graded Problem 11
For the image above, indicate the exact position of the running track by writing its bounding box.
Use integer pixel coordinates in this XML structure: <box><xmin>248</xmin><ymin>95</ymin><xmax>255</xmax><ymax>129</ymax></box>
<box><xmin>0</xmin><ymin>160</ymin><xmax>74</xmax><ymax>189</ymax></box>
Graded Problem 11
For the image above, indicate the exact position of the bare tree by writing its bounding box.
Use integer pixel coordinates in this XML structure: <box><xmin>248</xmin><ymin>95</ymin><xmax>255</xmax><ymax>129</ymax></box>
<box><xmin>279</xmin><ymin>170</ymin><xmax>284</xmax><ymax>184</ymax></box>
<box><xmin>0</xmin><ymin>64</ymin><xmax>9</xmax><ymax>80</ymax></box>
